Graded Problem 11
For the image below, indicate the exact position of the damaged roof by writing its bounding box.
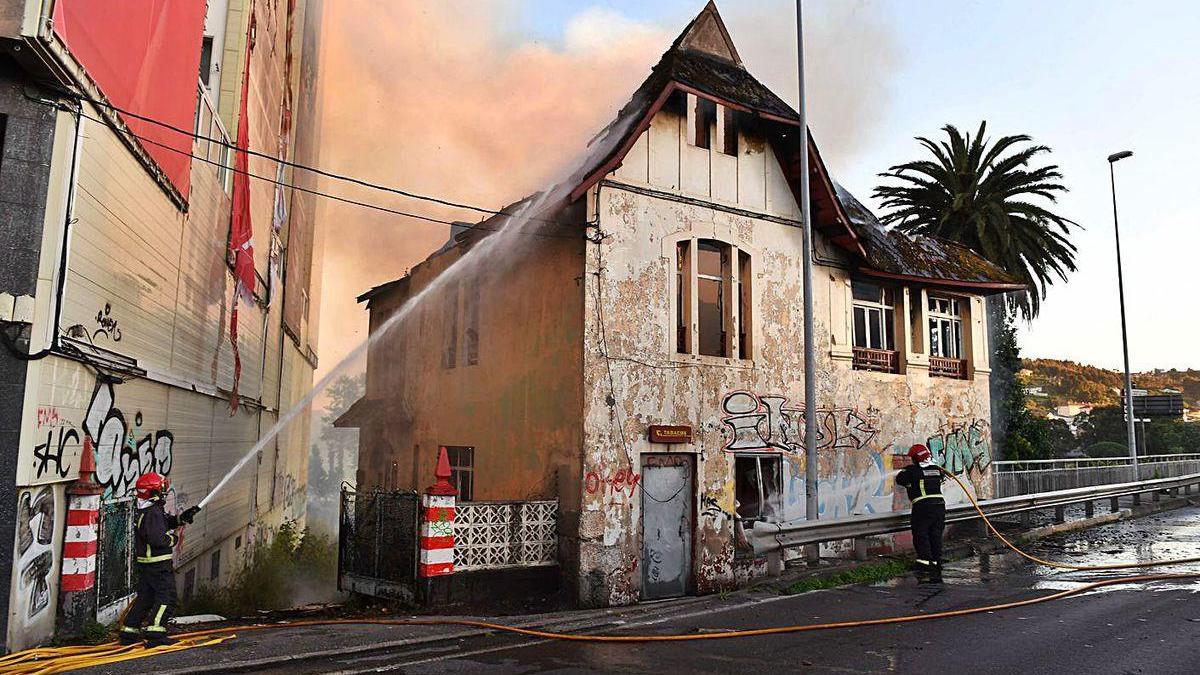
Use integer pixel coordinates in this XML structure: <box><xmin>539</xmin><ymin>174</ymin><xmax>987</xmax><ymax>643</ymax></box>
<box><xmin>834</xmin><ymin>183</ymin><xmax>1024</xmax><ymax>291</ymax></box>
<box><xmin>359</xmin><ymin>1</ymin><xmax>1023</xmax><ymax>304</ymax></box>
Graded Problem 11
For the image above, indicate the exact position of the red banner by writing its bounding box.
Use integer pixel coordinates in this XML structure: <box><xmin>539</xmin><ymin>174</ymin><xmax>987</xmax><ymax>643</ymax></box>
<box><xmin>52</xmin><ymin>0</ymin><xmax>208</xmax><ymax>198</ymax></box>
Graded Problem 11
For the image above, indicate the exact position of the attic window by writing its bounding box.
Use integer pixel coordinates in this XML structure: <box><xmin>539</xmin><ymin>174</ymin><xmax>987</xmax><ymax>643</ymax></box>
<box><xmin>716</xmin><ymin>104</ymin><xmax>737</xmax><ymax>156</ymax></box>
<box><xmin>687</xmin><ymin>93</ymin><xmax>715</xmax><ymax>150</ymax></box>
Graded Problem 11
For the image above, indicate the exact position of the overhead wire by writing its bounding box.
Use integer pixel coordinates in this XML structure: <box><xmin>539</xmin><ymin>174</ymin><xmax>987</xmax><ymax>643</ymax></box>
<box><xmin>35</xmin><ymin>83</ymin><xmax>564</xmax><ymax>225</ymax></box>
<box><xmin>59</xmin><ymin>105</ymin><xmax>581</xmax><ymax>241</ymax></box>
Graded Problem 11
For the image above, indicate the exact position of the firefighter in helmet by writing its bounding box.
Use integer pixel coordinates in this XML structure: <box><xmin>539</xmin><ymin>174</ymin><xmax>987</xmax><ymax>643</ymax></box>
<box><xmin>895</xmin><ymin>444</ymin><xmax>946</xmax><ymax>583</ymax></box>
<box><xmin>118</xmin><ymin>472</ymin><xmax>201</xmax><ymax>646</ymax></box>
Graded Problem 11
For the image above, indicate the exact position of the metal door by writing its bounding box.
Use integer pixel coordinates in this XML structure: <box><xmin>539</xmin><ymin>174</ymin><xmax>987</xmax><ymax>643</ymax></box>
<box><xmin>641</xmin><ymin>454</ymin><xmax>694</xmax><ymax>600</ymax></box>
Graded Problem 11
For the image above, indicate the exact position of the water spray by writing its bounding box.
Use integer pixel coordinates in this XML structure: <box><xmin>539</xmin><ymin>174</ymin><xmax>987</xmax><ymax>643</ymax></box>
<box><xmin>194</xmin><ymin>111</ymin><xmax>642</xmax><ymax>511</ymax></box>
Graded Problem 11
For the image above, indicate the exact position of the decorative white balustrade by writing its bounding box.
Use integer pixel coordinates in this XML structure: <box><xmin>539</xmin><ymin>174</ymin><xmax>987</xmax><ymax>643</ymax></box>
<box><xmin>453</xmin><ymin>500</ymin><xmax>558</xmax><ymax>571</ymax></box>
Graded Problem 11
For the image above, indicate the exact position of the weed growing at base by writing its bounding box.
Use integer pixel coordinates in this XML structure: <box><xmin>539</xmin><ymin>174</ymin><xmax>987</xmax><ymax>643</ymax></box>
<box><xmin>180</xmin><ymin>521</ymin><xmax>338</xmax><ymax>617</ymax></box>
<box><xmin>783</xmin><ymin>559</ymin><xmax>911</xmax><ymax>595</ymax></box>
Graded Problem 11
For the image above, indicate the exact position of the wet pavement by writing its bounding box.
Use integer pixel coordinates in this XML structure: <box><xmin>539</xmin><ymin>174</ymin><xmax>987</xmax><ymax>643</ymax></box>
<box><xmin>310</xmin><ymin>505</ymin><xmax>1200</xmax><ymax>674</ymax></box>
<box><xmin>83</xmin><ymin>502</ymin><xmax>1200</xmax><ymax>674</ymax></box>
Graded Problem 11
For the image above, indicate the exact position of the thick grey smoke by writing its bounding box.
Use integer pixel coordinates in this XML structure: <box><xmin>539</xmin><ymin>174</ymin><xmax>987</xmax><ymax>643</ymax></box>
<box><xmin>311</xmin><ymin>1</ymin><xmax>903</xmax><ymax>378</ymax></box>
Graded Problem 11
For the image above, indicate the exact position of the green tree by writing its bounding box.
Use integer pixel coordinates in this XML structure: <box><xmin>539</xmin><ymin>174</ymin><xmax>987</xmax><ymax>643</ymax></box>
<box><xmin>991</xmin><ymin>311</ymin><xmax>1055</xmax><ymax>461</ymax></box>
<box><xmin>874</xmin><ymin>122</ymin><xmax>1078</xmax><ymax>319</ymax></box>
<box><xmin>307</xmin><ymin>373</ymin><xmax>364</xmax><ymax>533</ymax></box>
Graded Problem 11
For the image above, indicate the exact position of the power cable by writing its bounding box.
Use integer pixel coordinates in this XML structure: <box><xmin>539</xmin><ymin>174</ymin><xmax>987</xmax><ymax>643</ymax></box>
<box><xmin>63</xmin><ymin>105</ymin><xmax>580</xmax><ymax>241</ymax></box>
<box><xmin>37</xmin><ymin>83</ymin><xmax>560</xmax><ymax>224</ymax></box>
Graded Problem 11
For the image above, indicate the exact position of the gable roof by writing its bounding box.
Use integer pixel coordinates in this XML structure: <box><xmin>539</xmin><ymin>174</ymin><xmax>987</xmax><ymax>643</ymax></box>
<box><xmin>359</xmin><ymin>1</ymin><xmax>1023</xmax><ymax>305</ymax></box>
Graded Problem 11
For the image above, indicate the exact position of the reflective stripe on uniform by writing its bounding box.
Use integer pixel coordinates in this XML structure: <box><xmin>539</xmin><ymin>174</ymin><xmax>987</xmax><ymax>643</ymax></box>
<box><xmin>149</xmin><ymin>604</ymin><xmax>168</xmax><ymax>629</ymax></box>
<box><xmin>137</xmin><ymin>553</ymin><xmax>174</xmax><ymax>563</ymax></box>
<box><xmin>915</xmin><ymin>559</ymin><xmax>933</xmax><ymax>566</ymax></box>
<box><xmin>120</xmin><ymin>626</ymin><xmax>140</xmax><ymax>634</ymax></box>
<box><xmin>912</xmin><ymin>494</ymin><xmax>945</xmax><ymax>504</ymax></box>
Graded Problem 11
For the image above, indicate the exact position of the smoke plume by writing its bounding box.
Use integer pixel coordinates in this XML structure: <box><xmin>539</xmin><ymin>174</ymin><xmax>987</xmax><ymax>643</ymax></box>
<box><xmin>311</xmin><ymin>1</ymin><xmax>902</xmax><ymax>378</ymax></box>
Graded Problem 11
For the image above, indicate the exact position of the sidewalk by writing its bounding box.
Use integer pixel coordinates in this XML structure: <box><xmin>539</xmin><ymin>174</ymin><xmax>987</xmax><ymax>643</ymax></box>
<box><xmin>75</xmin><ymin>492</ymin><xmax>1196</xmax><ymax>674</ymax></box>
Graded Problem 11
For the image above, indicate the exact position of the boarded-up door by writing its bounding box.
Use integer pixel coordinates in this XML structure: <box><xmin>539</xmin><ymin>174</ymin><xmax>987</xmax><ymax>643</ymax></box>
<box><xmin>641</xmin><ymin>453</ymin><xmax>693</xmax><ymax>600</ymax></box>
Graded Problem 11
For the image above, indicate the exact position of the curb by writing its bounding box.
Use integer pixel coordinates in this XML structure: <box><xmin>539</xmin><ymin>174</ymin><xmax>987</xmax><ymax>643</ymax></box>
<box><xmin>160</xmin><ymin>496</ymin><xmax>1199</xmax><ymax>673</ymax></box>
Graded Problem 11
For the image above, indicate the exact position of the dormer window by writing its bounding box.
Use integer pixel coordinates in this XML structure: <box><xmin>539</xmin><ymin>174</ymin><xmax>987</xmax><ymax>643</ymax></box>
<box><xmin>687</xmin><ymin>93</ymin><xmax>715</xmax><ymax>149</ymax></box>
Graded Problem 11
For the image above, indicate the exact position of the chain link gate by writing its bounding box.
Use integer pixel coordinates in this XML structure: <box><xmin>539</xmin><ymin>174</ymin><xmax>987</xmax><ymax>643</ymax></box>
<box><xmin>338</xmin><ymin>487</ymin><xmax>420</xmax><ymax>600</ymax></box>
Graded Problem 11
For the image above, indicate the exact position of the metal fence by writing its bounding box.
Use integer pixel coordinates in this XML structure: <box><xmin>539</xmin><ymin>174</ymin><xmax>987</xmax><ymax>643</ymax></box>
<box><xmin>337</xmin><ymin>488</ymin><xmax>420</xmax><ymax>599</ymax></box>
<box><xmin>454</xmin><ymin>500</ymin><xmax>558</xmax><ymax>572</ymax></box>
<box><xmin>748</xmin><ymin>470</ymin><xmax>1200</xmax><ymax>555</ymax></box>
<box><xmin>96</xmin><ymin>498</ymin><xmax>136</xmax><ymax>610</ymax></box>
<box><xmin>993</xmin><ymin>454</ymin><xmax>1200</xmax><ymax>496</ymax></box>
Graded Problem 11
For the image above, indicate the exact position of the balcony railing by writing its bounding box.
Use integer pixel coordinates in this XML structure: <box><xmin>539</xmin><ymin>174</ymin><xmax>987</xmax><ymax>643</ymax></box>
<box><xmin>930</xmin><ymin>356</ymin><xmax>967</xmax><ymax>379</ymax></box>
<box><xmin>852</xmin><ymin>347</ymin><xmax>899</xmax><ymax>373</ymax></box>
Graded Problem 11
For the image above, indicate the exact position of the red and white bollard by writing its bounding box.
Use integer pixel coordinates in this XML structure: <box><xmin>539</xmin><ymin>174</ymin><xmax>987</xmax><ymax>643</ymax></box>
<box><xmin>60</xmin><ymin>493</ymin><xmax>101</xmax><ymax>592</ymax></box>
<box><xmin>419</xmin><ymin>447</ymin><xmax>457</xmax><ymax>602</ymax></box>
<box><xmin>58</xmin><ymin>437</ymin><xmax>105</xmax><ymax>635</ymax></box>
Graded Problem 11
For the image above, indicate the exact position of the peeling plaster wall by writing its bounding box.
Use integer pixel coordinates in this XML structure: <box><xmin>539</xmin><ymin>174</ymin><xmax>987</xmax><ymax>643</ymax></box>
<box><xmin>578</xmin><ymin>108</ymin><xmax>993</xmax><ymax>607</ymax></box>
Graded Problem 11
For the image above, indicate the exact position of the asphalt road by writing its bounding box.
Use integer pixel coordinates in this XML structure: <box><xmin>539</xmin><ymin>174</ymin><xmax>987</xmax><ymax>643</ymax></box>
<box><xmin>289</xmin><ymin>505</ymin><xmax>1200</xmax><ymax>675</ymax></box>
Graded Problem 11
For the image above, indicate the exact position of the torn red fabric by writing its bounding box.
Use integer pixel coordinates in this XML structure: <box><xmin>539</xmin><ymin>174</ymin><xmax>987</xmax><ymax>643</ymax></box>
<box><xmin>228</xmin><ymin>32</ymin><xmax>255</xmax><ymax>414</ymax></box>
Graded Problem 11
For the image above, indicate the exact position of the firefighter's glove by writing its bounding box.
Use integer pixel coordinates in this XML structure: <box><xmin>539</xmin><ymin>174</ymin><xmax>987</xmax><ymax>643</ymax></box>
<box><xmin>180</xmin><ymin>506</ymin><xmax>201</xmax><ymax>524</ymax></box>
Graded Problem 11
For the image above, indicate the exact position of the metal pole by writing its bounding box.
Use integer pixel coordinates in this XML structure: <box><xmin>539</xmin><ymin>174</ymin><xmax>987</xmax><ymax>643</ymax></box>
<box><xmin>796</xmin><ymin>0</ymin><xmax>819</xmax><ymax>525</ymax></box>
<box><xmin>1108</xmin><ymin>156</ymin><xmax>1137</xmax><ymax>477</ymax></box>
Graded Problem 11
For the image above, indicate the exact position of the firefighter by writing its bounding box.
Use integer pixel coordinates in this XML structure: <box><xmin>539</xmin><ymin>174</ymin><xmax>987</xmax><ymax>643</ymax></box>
<box><xmin>895</xmin><ymin>444</ymin><xmax>946</xmax><ymax>583</ymax></box>
<box><xmin>118</xmin><ymin>473</ymin><xmax>201</xmax><ymax>646</ymax></box>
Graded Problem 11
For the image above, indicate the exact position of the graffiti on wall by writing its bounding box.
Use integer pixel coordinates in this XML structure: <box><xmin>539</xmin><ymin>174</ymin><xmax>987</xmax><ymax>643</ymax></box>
<box><xmin>82</xmin><ymin>380</ymin><xmax>174</xmax><ymax>497</ymax></box>
<box><xmin>585</xmin><ymin>467</ymin><xmax>642</xmax><ymax>502</ymax></box>
<box><xmin>927</xmin><ymin>420</ymin><xmax>991</xmax><ymax>478</ymax></box>
<box><xmin>17</xmin><ymin>487</ymin><xmax>56</xmax><ymax>621</ymax></box>
<box><xmin>721</xmin><ymin>392</ymin><xmax>880</xmax><ymax>455</ymax></box>
<box><xmin>92</xmin><ymin>302</ymin><xmax>122</xmax><ymax>342</ymax></box>
<box><xmin>33</xmin><ymin>406</ymin><xmax>75</xmax><ymax>480</ymax></box>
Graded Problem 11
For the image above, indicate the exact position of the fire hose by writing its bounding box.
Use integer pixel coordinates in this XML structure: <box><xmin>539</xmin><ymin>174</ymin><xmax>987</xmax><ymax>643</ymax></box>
<box><xmin>3</xmin><ymin>469</ymin><xmax>1197</xmax><ymax>674</ymax></box>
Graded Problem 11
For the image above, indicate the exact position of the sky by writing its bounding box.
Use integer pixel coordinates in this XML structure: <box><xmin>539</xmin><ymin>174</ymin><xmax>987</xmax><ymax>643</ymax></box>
<box><xmin>312</xmin><ymin>0</ymin><xmax>1200</xmax><ymax>382</ymax></box>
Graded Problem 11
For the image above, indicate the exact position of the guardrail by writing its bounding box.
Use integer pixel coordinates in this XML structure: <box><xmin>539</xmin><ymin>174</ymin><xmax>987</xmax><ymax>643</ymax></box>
<box><xmin>993</xmin><ymin>454</ymin><xmax>1200</xmax><ymax>496</ymax></box>
<box><xmin>747</xmin><ymin>471</ymin><xmax>1200</xmax><ymax>555</ymax></box>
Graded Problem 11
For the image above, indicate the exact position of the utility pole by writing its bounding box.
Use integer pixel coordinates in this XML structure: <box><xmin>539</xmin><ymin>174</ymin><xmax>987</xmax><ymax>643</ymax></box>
<box><xmin>796</xmin><ymin>0</ymin><xmax>819</xmax><ymax>532</ymax></box>
<box><xmin>1107</xmin><ymin>150</ymin><xmax>1137</xmax><ymax>478</ymax></box>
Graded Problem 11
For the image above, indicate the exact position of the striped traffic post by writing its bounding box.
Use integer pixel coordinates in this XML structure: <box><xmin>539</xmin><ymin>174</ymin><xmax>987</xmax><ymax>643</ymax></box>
<box><xmin>419</xmin><ymin>446</ymin><xmax>457</xmax><ymax>603</ymax></box>
<box><xmin>58</xmin><ymin>436</ymin><xmax>105</xmax><ymax>636</ymax></box>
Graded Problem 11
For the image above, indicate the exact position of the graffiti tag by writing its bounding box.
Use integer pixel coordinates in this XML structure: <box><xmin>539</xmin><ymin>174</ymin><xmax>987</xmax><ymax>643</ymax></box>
<box><xmin>17</xmin><ymin>487</ymin><xmax>55</xmax><ymax>620</ymax></box>
<box><xmin>721</xmin><ymin>392</ymin><xmax>879</xmax><ymax>455</ymax></box>
<box><xmin>93</xmin><ymin>303</ymin><xmax>122</xmax><ymax>342</ymax></box>
<box><xmin>82</xmin><ymin>380</ymin><xmax>174</xmax><ymax>497</ymax></box>
<box><xmin>585</xmin><ymin>468</ymin><xmax>641</xmax><ymax>500</ymax></box>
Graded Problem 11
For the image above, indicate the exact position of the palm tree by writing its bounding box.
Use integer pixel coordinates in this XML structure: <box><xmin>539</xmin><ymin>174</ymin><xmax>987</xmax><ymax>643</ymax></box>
<box><xmin>873</xmin><ymin>122</ymin><xmax>1077</xmax><ymax>319</ymax></box>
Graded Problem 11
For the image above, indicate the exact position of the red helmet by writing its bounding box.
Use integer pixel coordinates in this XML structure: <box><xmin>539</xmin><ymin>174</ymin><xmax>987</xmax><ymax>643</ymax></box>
<box><xmin>908</xmin><ymin>444</ymin><xmax>932</xmax><ymax>463</ymax></box>
<box><xmin>135</xmin><ymin>473</ymin><xmax>169</xmax><ymax>500</ymax></box>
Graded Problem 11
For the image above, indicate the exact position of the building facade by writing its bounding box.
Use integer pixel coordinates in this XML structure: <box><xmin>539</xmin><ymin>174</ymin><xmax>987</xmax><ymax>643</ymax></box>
<box><xmin>0</xmin><ymin>0</ymin><xmax>322</xmax><ymax>650</ymax></box>
<box><xmin>343</xmin><ymin>3</ymin><xmax>1019</xmax><ymax>608</ymax></box>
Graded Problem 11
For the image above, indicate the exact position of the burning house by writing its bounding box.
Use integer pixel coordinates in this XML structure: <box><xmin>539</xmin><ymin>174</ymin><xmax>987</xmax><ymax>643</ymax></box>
<box><xmin>339</xmin><ymin>2</ymin><xmax>1020</xmax><ymax>607</ymax></box>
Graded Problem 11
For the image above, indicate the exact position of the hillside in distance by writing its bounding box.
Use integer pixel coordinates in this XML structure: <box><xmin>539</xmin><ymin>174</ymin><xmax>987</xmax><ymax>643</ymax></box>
<box><xmin>1022</xmin><ymin>358</ymin><xmax>1200</xmax><ymax>412</ymax></box>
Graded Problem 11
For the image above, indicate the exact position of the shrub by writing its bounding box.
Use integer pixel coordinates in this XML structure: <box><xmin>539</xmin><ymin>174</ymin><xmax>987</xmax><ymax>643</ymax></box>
<box><xmin>179</xmin><ymin>521</ymin><xmax>339</xmax><ymax>618</ymax></box>
<box><xmin>1087</xmin><ymin>441</ymin><xmax>1130</xmax><ymax>458</ymax></box>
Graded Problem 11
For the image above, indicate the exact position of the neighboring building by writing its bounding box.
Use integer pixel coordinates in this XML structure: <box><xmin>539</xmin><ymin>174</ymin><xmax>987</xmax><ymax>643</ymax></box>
<box><xmin>0</xmin><ymin>0</ymin><xmax>322</xmax><ymax>650</ymax></box>
<box><xmin>340</xmin><ymin>3</ymin><xmax>1018</xmax><ymax>607</ymax></box>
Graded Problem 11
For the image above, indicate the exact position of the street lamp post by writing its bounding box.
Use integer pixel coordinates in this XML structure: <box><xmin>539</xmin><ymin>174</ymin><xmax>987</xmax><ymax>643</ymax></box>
<box><xmin>796</xmin><ymin>1</ymin><xmax>819</xmax><ymax>536</ymax></box>
<box><xmin>1107</xmin><ymin>150</ymin><xmax>1137</xmax><ymax>478</ymax></box>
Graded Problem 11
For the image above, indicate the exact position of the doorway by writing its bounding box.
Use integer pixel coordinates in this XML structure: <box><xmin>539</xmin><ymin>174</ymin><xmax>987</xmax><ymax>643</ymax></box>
<box><xmin>641</xmin><ymin>453</ymin><xmax>694</xmax><ymax>600</ymax></box>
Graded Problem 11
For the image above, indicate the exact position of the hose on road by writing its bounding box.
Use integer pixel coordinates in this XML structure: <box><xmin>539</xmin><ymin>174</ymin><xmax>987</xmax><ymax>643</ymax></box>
<box><xmin>4</xmin><ymin>470</ymin><xmax>1197</xmax><ymax>673</ymax></box>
